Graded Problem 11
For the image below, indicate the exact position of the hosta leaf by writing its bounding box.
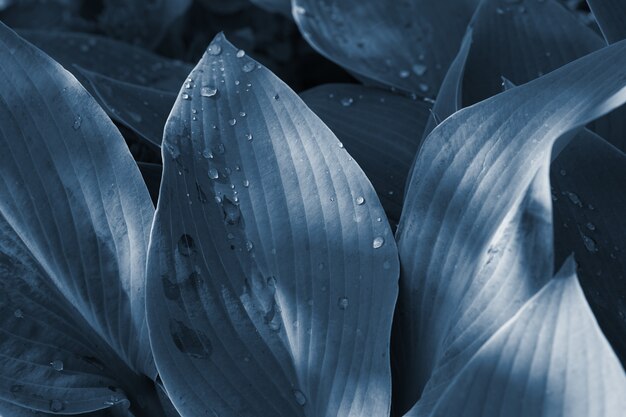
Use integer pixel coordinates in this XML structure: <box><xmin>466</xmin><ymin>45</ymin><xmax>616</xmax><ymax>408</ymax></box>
<box><xmin>292</xmin><ymin>0</ymin><xmax>479</xmax><ymax>95</ymax></box>
<box><xmin>587</xmin><ymin>0</ymin><xmax>626</xmax><ymax>43</ymax></box>
<box><xmin>19</xmin><ymin>30</ymin><xmax>192</xmax><ymax>91</ymax></box>
<box><xmin>97</xmin><ymin>0</ymin><xmax>192</xmax><ymax>48</ymax></box>
<box><xmin>413</xmin><ymin>258</ymin><xmax>626</xmax><ymax>417</ymax></box>
<box><xmin>146</xmin><ymin>34</ymin><xmax>399</xmax><ymax>417</ymax></box>
<box><xmin>551</xmin><ymin>130</ymin><xmax>626</xmax><ymax>365</ymax></box>
<box><xmin>463</xmin><ymin>0</ymin><xmax>604</xmax><ymax>106</ymax></box>
<box><xmin>0</xmin><ymin>22</ymin><xmax>160</xmax><ymax>414</ymax></box>
<box><xmin>77</xmin><ymin>67</ymin><xmax>176</xmax><ymax>147</ymax></box>
<box><xmin>394</xmin><ymin>37</ymin><xmax>626</xmax><ymax>413</ymax></box>
<box><xmin>300</xmin><ymin>83</ymin><xmax>431</xmax><ymax>226</ymax></box>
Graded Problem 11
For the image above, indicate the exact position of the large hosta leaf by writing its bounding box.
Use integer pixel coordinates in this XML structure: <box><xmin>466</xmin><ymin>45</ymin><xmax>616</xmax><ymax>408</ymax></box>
<box><xmin>0</xmin><ymin>22</ymin><xmax>160</xmax><ymax>415</ymax></box>
<box><xmin>146</xmin><ymin>35</ymin><xmax>399</xmax><ymax>417</ymax></box>
<box><xmin>394</xmin><ymin>37</ymin><xmax>626</xmax><ymax>413</ymax></box>
<box><xmin>292</xmin><ymin>0</ymin><xmax>479</xmax><ymax>95</ymax></box>
<box><xmin>414</xmin><ymin>258</ymin><xmax>626</xmax><ymax>417</ymax></box>
<box><xmin>587</xmin><ymin>0</ymin><xmax>626</xmax><ymax>43</ymax></box>
<box><xmin>19</xmin><ymin>30</ymin><xmax>192</xmax><ymax>91</ymax></box>
<box><xmin>300</xmin><ymin>83</ymin><xmax>431</xmax><ymax>226</ymax></box>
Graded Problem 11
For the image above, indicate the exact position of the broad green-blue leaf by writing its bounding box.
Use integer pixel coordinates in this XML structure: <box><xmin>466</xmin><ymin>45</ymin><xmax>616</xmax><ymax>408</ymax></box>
<box><xmin>587</xmin><ymin>0</ymin><xmax>626</xmax><ymax>43</ymax></box>
<box><xmin>146</xmin><ymin>34</ymin><xmax>399</xmax><ymax>417</ymax></box>
<box><xmin>292</xmin><ymin>0</ymin><xmax>479</xmax><ymax>95</ymax></box>
<box><xmin>0</xmin><ymin>22</ymin><xmax>161</xmax><ymax>416</ymax></box>
<box><xmin>394</xmin><ymin>37</ymin><xmax>626</xmax><ymax>413</ymax></box>
<box><xmin>301</xmin><ymin>83</ymin><xmax>431</xmax><ymax>226</ymax></box>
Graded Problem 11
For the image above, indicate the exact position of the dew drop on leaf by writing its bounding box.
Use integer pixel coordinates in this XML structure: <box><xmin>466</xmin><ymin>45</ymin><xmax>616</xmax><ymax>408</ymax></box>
<box><xmin>208</xmin><ymin>168</ymin><xmax>219</xmax><ymax>179</ymax></box>
<box><xmin>418</xmin><ymin>83</ymin><xmax>429</xmax><ymax>93</ymax></box>
<box><xmin>236</xmin><ymin>49</ymin><xmax>245</xmax><ymax>58</ymax></box>
<box><xmin>293</xmin><ymin>389</ymin><xmax>307</xmax><ymax>406</ymax></box>
<box><xmin>245</xmin><ymin>241</ymin><xmax>254</xmax><ymax>252</ymax></box>
<box><xmin>13</xmin><ymin>309</ymin><xmax>23</xmax><ymax>318</ymax></box>
<box><xmin>355</xmin><ymin>196</ymin><xmax>365</xmax><ymax>205</ymax></box>
<box><xmin>72</xmin><ymin>115</ymin><xmax>82</xmax><ymax>130</ymax></box>
<box><xmin>207</xmin><ymin>43</ymin><xmax>221</xmax><ymax>56</ymax></box>
<box><xmin>202</xmin><ymin>148</ymin><xmax>214</xmax><ymax>159</ymax></box>
<box><xmin>399</xmin><ymin>69</ymin><xmax>410</xmax><ymax>78</ymax></box>
<box><xmin>245</xmin><ymin>133</ymin><xmax>253</xmax><ymax>141</ymax></box>
<box><xmin>242</xmin><ymin>62</ymin><xmax>256</xmax><ymax>73</ymax></box>
<box><xmin>373</xmin><ymin>236</ymin><xmax>385</xmax><ymax>249</ymax></box>
<box><xmin>50</xmin><ymin>360</ymin><xmax>64</xmax><ymax>371</ymax></box>
<box><xmin>586</xmin><ymin>222</ymin><xmax>596</xmax><ymax>231</ymax></box>
<box><xmin>49</xmin><ymin>399</ymin><xmax>65</xmax><ymax>412</ymax></box>
<box><xmin>201</xmin><ymin>86</ymin><xmax>218</xmax><ymax>98</ymax></box>
<box><xmin>340</xmin><ymin>97</ymin><xmax>353</xmax><ymax>107</ymax></box>
<box><xmin>581</xmin><ymin>234</ymin><xmax>599</xmax><ymax>253</ymax></box>
<box><xmin>177</xmin><ymin>234</ymin><xmax>195</xmax><ymax>257</ymax></box>
<box><xmin>228</xmin><ymin>118</ymin><xmax>237</xmax><ymax>126</ymax></box>
<box><xmin>412</xmin><ymin>63</ymin><xmax>427</xmax><ymax>76</ymax></box>
<box><xmin>337</xmin><ymin>297</ymin><xmax>349</xmax><ymax>310</ymax></box>
<box><xmin>181</xmin><ymin>93</ymin><xmax>191</xmax><ymax>100</ymax></box>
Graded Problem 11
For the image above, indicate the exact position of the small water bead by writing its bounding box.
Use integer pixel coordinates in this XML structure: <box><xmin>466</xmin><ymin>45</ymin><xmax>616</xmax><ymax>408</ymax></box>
<box><xmin>412</xmin><ymin>63</ymin><xmax>427</xmax><ymax>76</ymax></box>
<box><xmin>72</xmin><ymin>115</ymin><xmax>82</xmax><ymax>130</ymax></box>
<box><xmin>239</xmin><ymin>111</ymin><xmax>246</xmax><ymax>117</ymax></box>
<box><xmin>399</xmin><ymin>69</ymin><xmax>410</xmax><ymax>78</ymax></box>
<box><xmin>181</xmin><ymin>93</ymin><xmax>191</xmax><ymax>100</ymax></box>
<box><xmin>50</xmin><ymin>360</ymin><xmax>64</xmax><ymax>371</ymax></box>
<box><xmin>208</xmin><ymin>168</ymin><xmax>219</xmax><ymax>179</ymax></box>
<box><xmin>373</xmin><ymin>236</ymin><xmax>385</xmax><ymax>249</ymax></box>
<box><xmin>586</xmin><ymin>222</ymin><xmax>596</xmax><ymax>231</ymax></box>
<box><xmin>293</xmin><ymin>389</ymin><xmax>307</xmax><ymax>406</ymax></box>
<box><xmin>355</xmin><ymin>196</ymin><xmax>365</xmax><ymax>205</ymax></box>
<box><xmin>581</xmin><ymin>234</ymin><xmax>599</xmax><ymax>253</ymax></box>
<box><xmin>216</xmin><ymin>143</ymin><xmax>225</xmax><ymax>154</ymax></box>
<box><xmin>202</xmin><ymin>149</ymin><xmax>214</xmax><ymax>159</ymax></box>
<box><xmin>234</xmin><ymin>80</ymin><xmax>240</xmax><ymax>86</ymax></box>
<box><xmin>340</xmin><ymin>97</ymin><xmax>353</xmax><ymax>107</ymax></box>
<box><xmin>242</xmin><ymin>62</ymin><xmax>256</xmax><ymax>73</ymax></box>
<box><xmin>228</xmin><ymin>118</ymin><xmax>237</xmax><ymax>126</ymax></box>
<box><xmin>185</xmin><ymin>81</ymin><xmax>193</xmax><ymax>89</ymax></box>
<box><xmin>418</xmin><ymin>83</ymin><xmax>429</xmax><ymax>93</ymax></box>
<box><xmin>49</xmin><ymin>400</ymin><xmax>65</xmax><ymax>412</ymax></box>
<box><xmin>207</xmin><ymin>43</ymin><xmax>222</xmax><ymax>55</ymax></box>
<box><xmin>274</xmin><ymin>94</ymin><xmax>280</xmax><ymax>100</ymax></box>
<box><xmin>13</xmin><ymin>309</ymin><xmax>23</xmax><ymax>318</ymax></box>
<box><xmin>201</xmin><ymin>86</ymin><xmax>218</xmax><ymax>98</ymax></box>
<box><xmin>338</xmin><ymin>142</ymin><xmax>344</xmax><ymax>149</ymax></box>
<box><xmin>245</xmin><ymin>133</ymin><xmax>253</xmax><ymax>141</ymax></box>
<box><xmin>564</xmin><ymin>191</ymin><xmax>583</xmax><ymax>207</ymax></box>
<box><xmin>245</xmin><ymin>241</ymin><xmax>254</xmax><ymax>252</ymax></box>
<box><xmin>337</xmin><ymin>297</ymin><xmax>349</xmax><ymax>310</ymax></box>
<box><xmin>236</xmin><ymin>49</ymin><xmax>246</xmax><ymax>58</ymax></box>
<box><xmin>242</xmin><ymin>179</ymin><xmax>249</xmax><ymax>187</ymax></box>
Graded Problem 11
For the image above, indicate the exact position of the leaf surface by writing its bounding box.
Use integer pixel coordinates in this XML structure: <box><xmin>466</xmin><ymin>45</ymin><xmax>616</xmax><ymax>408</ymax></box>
<box><xmin>146</xmin><ymin>34</ymin><xmax>399</xmax><ymax>417</ymax></box>
<box><xmin>0</xmin><ymin>22</ymin><xmax>158</xmax><ymax>414</ymax></box>
<box><xmin>587</xmin><ymin>0</ymin><xmax>626</xmax><ymax>43</ymax></box>
<box><xmin>394</xmin><ymin>37</ymin><xmax>626</xmax><ymax>414</ymax></box>
<box><xmin>300</xmin><ymin>83</ymin><xmax>431</xmax><ymax>226</ymax></box>
<box><xmin>292</xmin><ymin>0</ymin><xmax>479</xmax><ymax>95</ymax></box>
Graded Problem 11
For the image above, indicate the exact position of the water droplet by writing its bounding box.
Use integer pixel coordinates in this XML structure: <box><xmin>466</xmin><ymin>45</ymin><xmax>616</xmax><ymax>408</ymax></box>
<box><xmin>236</xmin><ymin>49</ymin><xmax>245</xmax><ymax>58</ymax></box>
<box><xmin>245</xmin><ymin>241</ymin><xmax>254</xmax><ymax>252</ymax></box>
<box><xmin>412</xmin><ymin>63</ymin><xmax>427</xmax><ymax>76</ymax></box>
<box><xmin>178</xmin><ymin>234</ymin><xmax>195</xmax><ymax>256</ymax></box>
<box><xmin>228</xmin><ymin>118</ymin><xmax>237</xmax><ymax>126</ymax></box>
<box><xmin>222</xmin><ymin>197</ymin><xmax>241</xmax><ymax>225</ymax></box>
<box><xmin>242</xmin><ymin>62</ymin><xmax>256</xmax><ymax>73</ymax></box>
<box><xmin>293</xmin><ymin>389</ymin><xmax>307</xmax><ymax>406</ymax></box>
<box><xmin>418</xmin><ymin>83</ymin><xmax>429</xmax><ymax>93</ymax></box>
<box><xmin>581</xmin><ymin>234</ymin><xmax>598</xmax><ymax>253</ymax></box>
<box><xmin>201</xmin><ymin>86</ymin><xmax>218</xmax><ymax>98</ymax></box>
<box><xmin>340</xmin><ymin>97</ymin><xmax>353</xmax><ymax>107</ymax></box>
<box><xmin>245</xmin><ymin>133</ymin><xmax>253</xmax><ymax>141</ymax></box>
<box><xmin>355</xmin><ymin>196</ymin><xmax>365</xmax><ymax>205</ymax></box>
<box><xmin>50</xmin><ymin>360</ymin><xmax>64</xmax><ymax>371</ymax></box>
<box><xmin>496</xmin><ymin>7</ymin><xmax>505</xmax><ymax>15</ymax></box>
<box><xmin>564</xmin><ymin>191</ymin><xmax>583</xmax><ymax>207</ymax></box>
<box><xmin>337</xmin><ymin>297</ymin><xmax>349</xmax><ymax>310</ymax></box>
<box><xmin>399</xmin><ymin>69</ymin><xmax>410</xmax><ymax>78</ymax></box>
<box><xmin>208</xmin><ymin>168</ymin><xmax>219</xmax><ymax>179</ymax></box>
<box><xmin>72</xmin><ymin>115</ymin><xmax>82</xmax><ymax>130</ymax></box>
<box><xmin>13</xmin><ymin>309</ymin><xmax>23</xmax><ymax>318</ymax></box>
<box><xmin>185</xmin><ymin>81</ymin><xmax>193</xmax><ymax>89</ymax></box>
<box><xmin>242</xmin><ymin>179</ymin><xmax>249</xmax><ymax>187</ymax></box>
<box><xmin>338</xmin><ymin>142</ymin><xmax>344</xmax><ymax>149</ymax></box>
<box><xmin>207</xmin><ymin>43</ymin><xmax>222</xmax><ymax>55</ymax></box>
<box><xmin>202</xmin><ymin>148</ymin><xmax>214</xmax><ymax>159</ymax></box>
<box><xmin>274</xmin><ymin>94</ymin><xmax>280</xmax><ymax>100</ymax></box>
<box><xmin>239</xmin><ymin>111</ymin><xmax>246</xmax><ymax>117</ymax></box>
<box><xmin>586</xmin><ymin>222</ymin><xmax>596</xmax><ymax>231</ymax></box>
<box><xmin>373</xmin><ymin>236</ymin><xmax>385</xmax><ymax>249</ymax></box>
<box><xmin>181</xmin><ymin>93</ymin><xmax>191</xmax><ymax>100</ymax></box>
<box><xmin>49</xmin><ymin>399</ymin><xmax>65</xmax><ymax>412</ymax></box>
<box><xmin>216</xmin><ymin>142</ymin><xmax>225</xmax><ymax>154</ymax></box>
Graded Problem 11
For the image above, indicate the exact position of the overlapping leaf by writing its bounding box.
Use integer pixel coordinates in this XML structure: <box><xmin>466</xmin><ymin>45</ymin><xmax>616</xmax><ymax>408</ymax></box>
<box><xmin>587</xmin><ymin>0</ymin><xmax>626</xmax><ymax>43</ymax></box>
<box><xmin>300</xmin><ymin>83</ymin><xmax>431</xmax><ymax>225</ymax></box>
<box><xmin>146</xmin><ymin>34</ymin><xmax>399</xmax><ymax>417</ymax></box>
<box><xmin>292</xmin><ymin>0</ymin><xmax>479</xmax><ymax>95</ymax></box>
<box><xmin>0</xmin><ymin>22</ymin><xmax>161</xmax><ymax>415</ymax></box>
<box><xmin>394</xmin><ymin>37</ymin><xmax>626</xmax><ymax>414</ymax></box>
